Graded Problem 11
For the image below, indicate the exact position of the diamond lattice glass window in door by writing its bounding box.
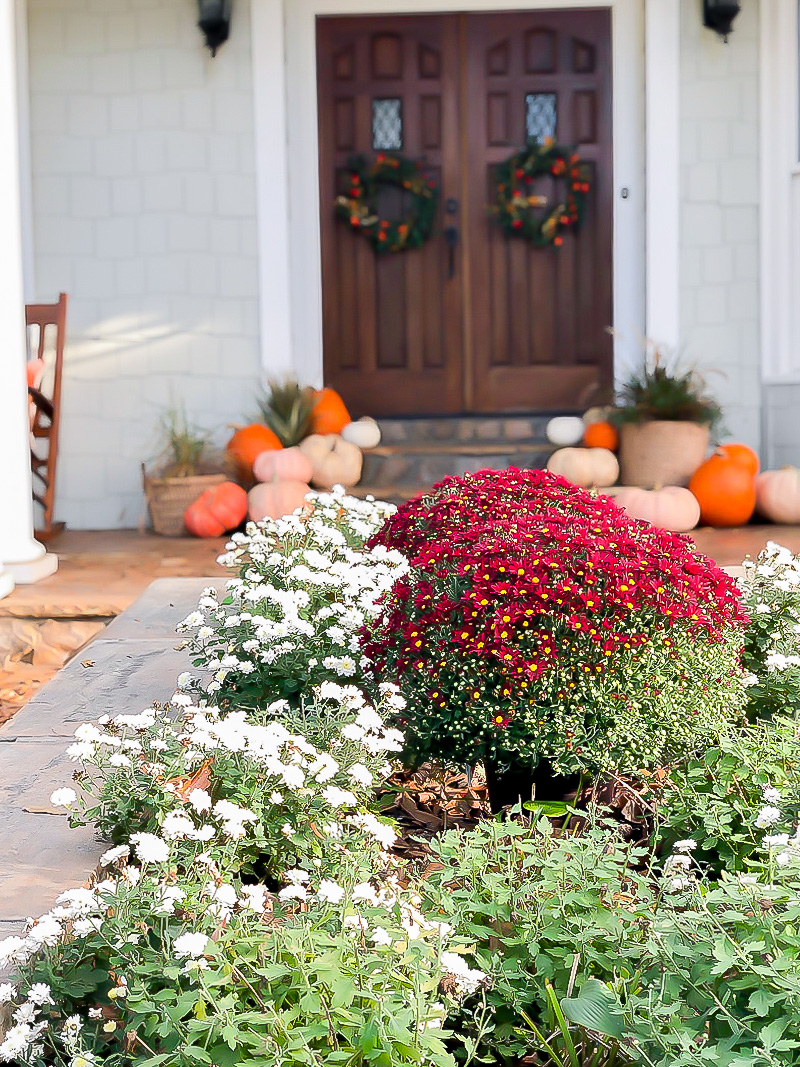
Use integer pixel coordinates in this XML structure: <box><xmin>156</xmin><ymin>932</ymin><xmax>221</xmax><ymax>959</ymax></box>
<box><xmin>372</xmin><ymin>98</ymin><xmax>403</xmax><ymax>150</ymax></box>
<box><xmin>525</xmin><ymin>93</ymin><xmax>557</xmax><ymax>144</ymax></box>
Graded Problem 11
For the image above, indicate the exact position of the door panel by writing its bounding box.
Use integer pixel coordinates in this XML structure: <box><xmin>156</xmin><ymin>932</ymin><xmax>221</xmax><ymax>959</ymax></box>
<box><xmin>317</xmin><ymin>15</ymin><xmax>463</xmax><ymax>416</ymax></box>
<box><xmin>466</xmin><ymin>10</ymin><xmax>613</xmax><ymax>412</ymax></box>
<box><xmin>317</xmin><ymin>10</ymin><xmax>614</xmax><ymax>416</ymax></box>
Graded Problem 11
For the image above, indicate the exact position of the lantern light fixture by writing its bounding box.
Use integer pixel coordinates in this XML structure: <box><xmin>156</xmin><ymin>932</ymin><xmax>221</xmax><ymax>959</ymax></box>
<box><xmin>702</xmin><ymin>0</ymin><xmax>742</xmax><ymax>41</ymax></box>
<box><xmin>197</xmin><ymin>0</ymin><xmax>232</xmax><ymax>57</ymax></box>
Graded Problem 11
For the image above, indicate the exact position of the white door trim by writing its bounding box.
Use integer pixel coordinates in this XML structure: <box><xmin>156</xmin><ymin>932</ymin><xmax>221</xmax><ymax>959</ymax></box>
<box><xmin>253</xmin><ymin>0</ymin><xmax>679</xmax><ymax>391</ymax></box>
<box><xmin>760</xmin><ymin>0</ymin><xmax>799</xmax><ymax>383</ymax></box>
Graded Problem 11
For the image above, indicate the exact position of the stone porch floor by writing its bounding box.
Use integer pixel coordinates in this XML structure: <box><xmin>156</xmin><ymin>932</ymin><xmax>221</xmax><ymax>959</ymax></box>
<box><xmin>2</xmin><ymin>523</ymin><xmax>800</xmax><ymax>726</ymax></box>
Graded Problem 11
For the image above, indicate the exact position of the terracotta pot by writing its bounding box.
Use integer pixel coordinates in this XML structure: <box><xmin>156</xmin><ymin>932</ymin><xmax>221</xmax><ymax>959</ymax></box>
<box><xmin>618</xmin><ymin>421</ymin><xmax>710</xmax><ymax>488</ymax></box>
<box><xmin>482</xmin><ymin>758</ymin><xmax>580</xmax><ymax>815</ymax></box>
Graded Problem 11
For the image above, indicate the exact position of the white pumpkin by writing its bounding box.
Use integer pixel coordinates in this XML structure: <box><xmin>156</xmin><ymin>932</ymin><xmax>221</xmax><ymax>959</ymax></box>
<box><xmin>545</xmin><ymin>416</ymin><xmax>585</xmax><ymax>448</ymax></box>
<box><xmin>755</xmin><ymin>468</ymin><xmax>800</xmax><ymax>524</ymax></box>
<box><xmin>547</xmin><ymin>447</ymin><xmax>619</xmax><ymax>488</ymax></box>
<box><xmin>298</xmin><ymin>433</ymin><xmax>363</xmax><ymax>489</ymax></box>
<box><xmin>341</xmin><ymin>416</ymin><xmax>382</xmax><ymax>450</ymax></box>
<box><xmin>606</xmin><ymin>485</ymin><xmax>700</xmax><ymax>533</ymax></box>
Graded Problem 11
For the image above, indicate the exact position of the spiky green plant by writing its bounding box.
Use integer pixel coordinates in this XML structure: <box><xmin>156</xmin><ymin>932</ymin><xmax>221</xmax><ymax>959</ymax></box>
<box><xmin>257</xmin><ymin>379</ymin><xmax>315</xmax><ymax>447</ymax></box>
<box><xmin>157</xmin><ymin>406</ymin><xmax>210</xmax><ymax>477</ymax></box>
<box><xmin>613</xmin><ymin>345</ymin><xmax>723</xmax><ymax>430</ymax></box>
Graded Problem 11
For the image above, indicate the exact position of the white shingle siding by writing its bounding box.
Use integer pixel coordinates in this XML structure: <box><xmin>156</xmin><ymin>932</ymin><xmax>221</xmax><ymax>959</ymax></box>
<box><xmin>28</xmin><ymin>0</ymin><xmax>261</xmax><ymax>529</ymax></box>
<box><xmin>679</xmin><ymin>0</ymin><xmax>761</xmax><ymax>450</ymax></box>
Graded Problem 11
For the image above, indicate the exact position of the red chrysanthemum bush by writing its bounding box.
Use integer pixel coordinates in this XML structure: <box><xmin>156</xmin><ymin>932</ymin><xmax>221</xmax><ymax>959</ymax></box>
<box><xmin>363</xmin><ymin>469</ymin><xmax>748</xmax><ymax>778</ymax></box>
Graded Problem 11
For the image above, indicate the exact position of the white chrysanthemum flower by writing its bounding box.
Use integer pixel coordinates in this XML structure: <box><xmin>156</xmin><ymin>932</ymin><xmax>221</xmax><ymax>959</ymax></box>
<box><xmin>173</xmin><ymin>932</ymin><xmax>209</xmax><ymax>960</ymax></box>
<box><xmin>278</xmin><ymin>884</ymin><xmax>309</xmax><ymax>902</ymax></box>
<box><xmin>0</xmin><ymin>983</ymin><xmax>16</xmax><ymax>1004</ymax></box>
<box><xmin>440</xmin><ymin>952</ymin><xmax>489</xmax><ymax>996</ymax></box>
<box><xmin>763</xmin><ymin>787</ymin><xmax>782</xmax><ymax>804</ymax></box>
<box><xmin>27</xmin><ymin>916</ymin><xmax>63</xmax><ymax>948</ymax></box>
<box><xmin>240</xmin><ymin>885</ymin><xmax>268</xmax><ymax>911</ymax></box>
<box><xmin>50</xmin><ymin>787</ymin><xmax>78</xmax><ymax>809</ymax></box>
<box><xmin>130</xmin><ymin>832</ymin><xmax>170</xmax><ymax>864</ymax></box>
<box><xmin>756</xmin><ymin>805</ymin><xmax>782</xmax><ymax>828</ymax></box>
<box><xmin>321</xmin><ymin>785</ymin><xmax>358</xmax><ymax>809</ymax></box>
<box><xmin>764</xmin><ymin>833</ymin><xmax>790</xmax><ymax>848</ymax></box>
<box><xmin>100</xmin><ymin>844</ymin><xmax>130</xmax><ymax>867</ymax></box>
<box><xmin>370</xmin><ymin>926</ymin><xmax>393</xmax><ymax>947</ymax></box>
<box><xmin>665</xmin><ymin>854</ymin><xmax>690</xmax><ymax>870</ymax></box>
<box><xmin>25</xmin><ymin>983</ymin><xmax>53</xmax><ymax>1006</ymax></box>
<box><xmin>0</xmin><ymin>1023</ymin><xmax>37</xmax><ymax>1062</ymax></box>
<box><xmin>317</xmin><ymin>879</ymin><xmax>345</xmax><ymax>904</ymax></box>
<box><xmin>161</xmin><ymin>812</ymin><xmax>197</xmax><ymax>841</ymax></box>
<box><xmin>347</xmin><ymin>763</ymin><xmax>374</xmax><ymax>788</ymax></box>
<box><xmin>673</xmin><ymin>839</ymin><xmax>697</xmax><ymax>853</ymax></box>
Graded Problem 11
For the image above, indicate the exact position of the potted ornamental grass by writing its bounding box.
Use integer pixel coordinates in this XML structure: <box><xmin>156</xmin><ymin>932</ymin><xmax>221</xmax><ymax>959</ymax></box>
<box><xmin>364</xmin><ymin>468</ymin><xmax>747</xmax><ymax>812</ymax></box>
<box><xmin>142</xmin><ymin>406</ymin><xmax>227</xmax><ymax>535</ymax></box>
<box><xmin>613</xmin><ymin>344</ymin><xmax>722</xmax><ymax>487</ymax></box>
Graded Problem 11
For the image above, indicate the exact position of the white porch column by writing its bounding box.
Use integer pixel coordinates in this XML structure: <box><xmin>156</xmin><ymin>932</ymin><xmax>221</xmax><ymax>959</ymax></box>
<box><xmin>0</xmin><ymin>0</ymin><xmax>57</xmax><ymax>593</ymax></box>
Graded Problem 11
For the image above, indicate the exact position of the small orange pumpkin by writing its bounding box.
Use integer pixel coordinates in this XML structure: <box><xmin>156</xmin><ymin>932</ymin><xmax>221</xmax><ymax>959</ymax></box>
<box><xmin>253</xmin><ymin>446</ymin><xmax>313</xmax><ymax>485</ymax></box>
<box><xmin>226</xmin><ymin>424</ymin><xmax>282</xmax><ymax>481</ymax></box>
<box><xmin>311</xmin><ymin>388</ymin><xmax>351</xmax><ymax>436</ymax></box>
<box><xmin>718</xmin><ymin>442</ymin><xmax>760</xmax><ymax>478</ymax></box>
<box><xmin>248</xmin><ymin>480</ymin><xmax>310</xmax><ymax>522</ymax></box>
<box><xmin>583</xmin><ymin>421</ymin><xmax>618</xmax><ymax>451</ymax></box>
<box><xmin>688</xmin><ymin>450</ymin><xmax>756</xmax><ymax>527</ymax></box>
<box><xmin>185</xmin><ymin>482</ymin><xmax>248</xmax><ymax>538</ymax></box>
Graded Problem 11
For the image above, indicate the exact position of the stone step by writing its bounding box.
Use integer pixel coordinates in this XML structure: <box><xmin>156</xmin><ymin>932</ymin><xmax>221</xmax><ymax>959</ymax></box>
<box><xmin>361</xmin><ymin>441</ymin><xmax>554</xmax><ymax>487</ymax></box>
<box><xmin>375</xmin><ymin>414</ymin><xmax>561</xmax><ymax>446</ymax></box>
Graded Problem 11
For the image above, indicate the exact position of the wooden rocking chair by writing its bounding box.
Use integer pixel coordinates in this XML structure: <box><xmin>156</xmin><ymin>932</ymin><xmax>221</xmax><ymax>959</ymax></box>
<box><xmin>27</xmin><ymin>292</ymin><xmax>68</xmax><ymax>539</ymax></box>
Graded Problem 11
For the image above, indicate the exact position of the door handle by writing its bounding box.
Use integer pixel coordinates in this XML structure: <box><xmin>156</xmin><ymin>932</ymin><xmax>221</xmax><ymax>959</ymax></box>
<box><xmin>444</xmin><ymin>225</ymin><xmax>459</xmax><ymax>279</ymax></box>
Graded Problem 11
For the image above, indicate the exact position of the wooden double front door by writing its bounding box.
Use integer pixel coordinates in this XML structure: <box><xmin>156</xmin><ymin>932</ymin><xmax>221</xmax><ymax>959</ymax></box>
<box><xmin>317</xmin><ymin>11</ymin><xmax>613</xmax><ymax>416</ymax></box>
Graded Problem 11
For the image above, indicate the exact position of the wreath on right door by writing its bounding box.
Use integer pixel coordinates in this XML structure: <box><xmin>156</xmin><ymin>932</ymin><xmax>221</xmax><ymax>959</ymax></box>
<box><xmin>492</xmin><ymin>141</ymin><xmax>591</xmax><ymax>247</ymax></box>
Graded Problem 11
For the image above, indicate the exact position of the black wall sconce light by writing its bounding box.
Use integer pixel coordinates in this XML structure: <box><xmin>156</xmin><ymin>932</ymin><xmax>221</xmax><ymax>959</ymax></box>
<box><xmin>703</xmin><ymin>0</ymin><xmax>742</xmax><ymax>41</ymax></box>
<box><xmin>197</xmin><ymin>0</ymin><xmax>232</xmax><ymax>56</ymax></box>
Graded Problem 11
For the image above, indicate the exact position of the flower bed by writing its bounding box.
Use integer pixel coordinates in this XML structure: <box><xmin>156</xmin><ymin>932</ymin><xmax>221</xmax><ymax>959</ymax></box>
<box><xmin>4</xmin><ymin>479</ymin><xmax>800</xmax><ymax>1067</ymax></box>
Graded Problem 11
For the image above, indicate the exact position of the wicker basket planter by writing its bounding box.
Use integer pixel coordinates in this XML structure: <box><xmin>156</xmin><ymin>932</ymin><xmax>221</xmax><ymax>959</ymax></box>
<box><xmin>618</xmin><ymin>421</ymin><xmax>710</xmax><ymax>488</ymax></box>
<box><xmin>142</xmin><ymin>466</ymin><xmax>227</xmax><ymax>536</ymax></box>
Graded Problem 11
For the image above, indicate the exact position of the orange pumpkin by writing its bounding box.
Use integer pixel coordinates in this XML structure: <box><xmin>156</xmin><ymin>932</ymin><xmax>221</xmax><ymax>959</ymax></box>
<box><xmin>583</xmin><ymin>421</ymin><xmax>618</xmax><ymax>451</ymax></box>
<box><xmin>184</xmin><ymin>482</ymin><xmax>248</xmax><ymax>538</ymax></box>
<box><xmin>248</xmin><ymin>480</ymin><xmax>310</xmax><ymax>522</ymax></box>
<box><xmin>226</xmin><ymin>424</ymin><xmax>282</xmax><ymax>481</ymax></box>
<box><xmin>688</xmin><ymin>450</ymin><xmax>756</xmax><ymax>527</ymax></box>
<box><xmin>718</xmin><ymin>442</ymin><xmax>760</xmax><ymax>477</ymax></box>
<box><xmin>253</xmin><ymin>446</ymin><xmax>313</xmax><ymax>485</ymax></box>
<box><xmin>311</xmin><ymin>388</ymin><xmax>351</xmax><ymax>436</ymax></box>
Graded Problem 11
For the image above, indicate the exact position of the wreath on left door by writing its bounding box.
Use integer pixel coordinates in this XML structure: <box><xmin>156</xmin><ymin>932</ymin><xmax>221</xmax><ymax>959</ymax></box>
<box><xmin>334</xmin><ymin>154</ymin><xmax>439</xmax><ymax>253</ymax></box>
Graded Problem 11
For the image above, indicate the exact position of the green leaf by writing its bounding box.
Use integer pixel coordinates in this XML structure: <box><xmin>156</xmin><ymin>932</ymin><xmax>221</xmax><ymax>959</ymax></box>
<box><xmin>561</xmin><ymin>980</ymin><xmax>625</xmax><ymax>1040</ymax></box>
<box><xmin>523</xmin><ymin>800</ymin><xmax>569</xmax><ymax>818</ymax></box>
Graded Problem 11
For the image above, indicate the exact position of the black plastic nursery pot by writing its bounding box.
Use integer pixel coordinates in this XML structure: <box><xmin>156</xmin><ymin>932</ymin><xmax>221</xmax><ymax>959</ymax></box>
<box><xmin>483</xmin><ymin>757</ymin><xmax>581</xmax><ymax>814</ymax></box>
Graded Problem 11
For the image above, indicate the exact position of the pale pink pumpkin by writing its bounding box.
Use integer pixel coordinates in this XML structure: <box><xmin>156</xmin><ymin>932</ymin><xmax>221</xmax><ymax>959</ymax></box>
<box><xmin>248</xmin><ymin>480</ymin><xmax>310</xmax><ymax>522</ymax></box>
<box><xmin>755</xmin><ymin>468</ymin><xmax>800</xmax><ymax>524</ymax></box>
<box><xmin>253</xmin><ymin>446</ymin><xmax>313</xmax><ymax>484</ymax></box>
<box><xmin>606</xmin><ymin>485</ymin><xmax>700</xmax><ymax>533</ymax></box>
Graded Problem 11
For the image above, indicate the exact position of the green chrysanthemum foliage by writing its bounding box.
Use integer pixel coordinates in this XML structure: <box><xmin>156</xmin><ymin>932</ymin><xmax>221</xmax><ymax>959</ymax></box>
<box><xmin>364</xmin><ymin>469</ymin><xmax>749</xmax><ymax>777</ymax></box>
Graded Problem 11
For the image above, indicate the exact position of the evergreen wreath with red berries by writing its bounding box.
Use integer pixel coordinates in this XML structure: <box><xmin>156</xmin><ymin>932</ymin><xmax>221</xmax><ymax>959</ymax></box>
<box><xmin>492</xmin><ymin>140</ymin><xmax>591</xmax><ymax>247</ymax></box>
<box><xmin>334</xmin><ymin>153</ymin><xmax>439</xmax><ymax>254</ymax></box>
